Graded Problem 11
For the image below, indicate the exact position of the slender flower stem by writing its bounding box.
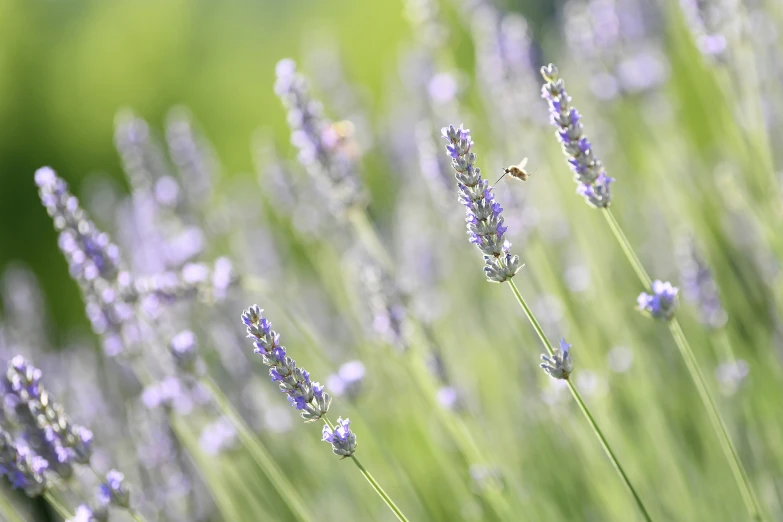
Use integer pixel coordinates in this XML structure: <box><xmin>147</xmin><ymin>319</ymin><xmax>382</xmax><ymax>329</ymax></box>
<box><xmin>507</xmin><ymin>280</ymin><xmax>653</xmax><ymax>522</ymax></box>
<box><xmin>601</xmin><ymin>208</ymin><xmax>764</xmax><ymax>521</ymax></box>
<box><xmin>43</xmin><ymin>491</ymin><xmax>73</xmax><ymax>520</ymax></box>
<box><xmin>602</xmin><ymin>210</ymin><xmax>651</xmax><ymax>285</ymax></box>
<box><xmin>201</xmin><ymin>377</ymin><xmax>314</xmax><ymax>522</ymax></box>
<box><xmin>350</xmin><ymin>456</ymin><xmax>409</xmax><ymax>522</ymax></box>
<box><xmin>128</xmin><ymin>509</ymin><xmax>146</xmax><ymax>522</ymax></box>
<box><xmin>668</xmin><ymin>322</ymin><xmax>763</xmax><ymax>521</ymax></box>
<box><xmin>0</xmin><ymin>490</ymin><xmax>24</xmax><ymax>522</ymax></box>
<box><xmin>346</xmin><ymin>207</ymin><xmax>518</xmax><ymax>520</ymax></box>
<box><xmin>322</xmin><ymin>417</ymin><xmax>409</xmax><ymax>522</ymax></box>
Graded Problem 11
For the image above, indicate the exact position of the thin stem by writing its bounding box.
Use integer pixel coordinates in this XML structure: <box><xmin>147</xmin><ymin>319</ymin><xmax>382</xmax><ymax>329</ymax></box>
<box><xmin>565</xmin><ymin>380</ymin><xmax>653</xmax><ymax>522</ymax></box>
<box><xmin>601</xmin><ymin>208</ymin><xmax>765</xmax><ymax>521</ymax></box>
<box><xmin>202</xmin><ymin>377</ymin><xmax>314</xmax><ymax>522</ymax></box>
<box><xmin>507</xmin><ymin>280</ymin><xmax>653</xmax><ymax>521</ymax></box>
<box><xmin>0</xmin><ymin>490</ymin><xmax>24</xmax><ymax>522</ymax></box>
<box><xmin>346</xmin><ymin>208</ymin><xmax>517</xmax><ymax>520</ymax></box>
<box><xmin>669</xmin><ymin>321</ymin><xmax>763</xmax><ymax>521</ymax></box>
<box><xmin>322</xmin><ymin>418</ymin><xmax>409</xmax><ymax>522</ymax></box>
<box><xmin>128</xmin><ymin>509</ymin><xmax>147</xmax><ymax>522</ymax></box>
<box><xmin>602</xmin><ymin>209</ymin><xmax>651</xmax><ymax>285</ymax></box>
<box><xmin>43</xmin><ymin>491</ymin><xmax>73</xmax><ymax>520</ymax></box>
<box><xmin>350</xmin><ymin>456</ymin><xmax>410</xmax><ymax>522</ymax></box>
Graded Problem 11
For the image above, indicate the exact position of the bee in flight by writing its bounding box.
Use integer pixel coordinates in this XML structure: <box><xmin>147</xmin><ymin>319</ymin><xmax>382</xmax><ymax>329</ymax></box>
<box><xmin>496</xmin><ymin>157</ymin><xmax>530</xmax><ymax>184</ymax></box>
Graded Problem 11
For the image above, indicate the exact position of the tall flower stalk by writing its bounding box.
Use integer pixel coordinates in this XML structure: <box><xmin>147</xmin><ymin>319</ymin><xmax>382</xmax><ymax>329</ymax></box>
<box><xmin>274</xmin><ymin>59</ymin><xmax>516</xmax><ymax>521</ymax></box>
<box><xmin>240</xmin><ymin>305</ymin><xmax>409</xmax><ymax>522</ymax></box>
<box><xmin>442</xmin><ymin>124</ymin><xmax>653</xmax><ymax>521</ymax></box>
<box><xmin>540</xmin><ymin>64</ymin><xmax>765</xmax><ymax>521</ymax></box>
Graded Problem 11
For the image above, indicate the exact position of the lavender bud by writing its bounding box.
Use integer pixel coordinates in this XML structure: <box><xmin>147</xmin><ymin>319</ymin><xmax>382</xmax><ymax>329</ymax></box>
<box><xmin>540</xmin><ymin>339</ymin><xmax>574</xmax><ymax>380</ymax></box>
<box><xmin>676</xmin><ymin>235</ymin><xmax>727</xmax><ymax>329</ymax></box>
<box><xmin>441</xmin><ymin>124</ymin><xmax>521</xmax><ymax>283</ymax></box>
<box><xmin>321</xmin><ymin>417</ymin><xmax>357</xmax><ymax>457</ymax></box>
<box><xmin>169</xmin><ymin>330</ymin><xmax>200</xmax><ymax>374</ymax></box>
<box><xmin>241</xmin><ymin>305</ymin><xmax>332</xmax><ymax>422</ymax></box>
<box><xmin>3</xmin><ymin>356</ymin><xmax>93</xmax><ymax>479</ymax></box>
<box><xmin>540</xmin><ymin>65</ymin><xmax>615</xmax><ymax>208</ymax></box>
<box><xmin>637</xmin><ymin>280</ymin><xmax>679</xmax><ymax>320</ymax></box>
<box><xmin>274</xmin><ymin>59</ymin><xmax>364</xmax><ymax>212</ymax></box>
<box><xmin>98</xmin><ymin>469</ymin><xmax>130</xmax><ymax>508</ymax></box>
<box><xmin>35</xmin><ymin>168</ymin><xmax>135</xmax><ymax>355</ymax></box>
<box><xmin>326</xmin><ymin>360</ymin><xmax>366</xmax><ymax>399</ymax></box>
<box><xmin>69</xmin><ymin>504</ymin><xmax>106</xmax><ymax>522</ymax></box>
<box><xmin>0</xmin><ymin>429</ymin><xmax>48</xmax><ymax>496</ymax></box>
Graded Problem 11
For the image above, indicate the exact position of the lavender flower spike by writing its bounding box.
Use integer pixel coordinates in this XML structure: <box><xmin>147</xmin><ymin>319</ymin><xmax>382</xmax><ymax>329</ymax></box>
<box><xmin>3</xmin><ymin>355</ymin><xmax>93</xmax><ymax>479</ymax></box>
<box><xmin>274</xmin><ymin>58</ymin><xmax>364</xmax><ymax>211</ymax></box>
<box><xmin>241</xmin><ymin>305</ymin><xmax>332</xmax><ymax>422</ymax></box>
<box><xmin>322</xmin><ymin>417</ymin><xmax>357</xmax><ymax>457</ymax></box>
<box><xmin>638</xmin><ymin>280</ymin><xmax>679</xmax><ymax>321</ymax></box>
<box><xmin>540</xmin><ymin>339</ymin><xmax>574</xmax><ymax>380</ymax></box>
<box><xmin>0</xmin><ymin>429</ymin><xmax>48</xmax><ymax>496</ymax></box>
<box><xmin>441</xmin><ymin>124</ymin><xmax>521</xmax><ymax>283</ymax></box>
<box><xmin>540</xmin><ymin>64</ymin><xmax>614</xmax><ymax>208</ymax></box>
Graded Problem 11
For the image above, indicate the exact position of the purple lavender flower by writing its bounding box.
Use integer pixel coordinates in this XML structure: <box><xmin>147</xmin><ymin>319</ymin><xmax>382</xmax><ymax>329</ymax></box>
<box><xmin>638</xmin><ymin>280</ymin><xmax>679</xmax><ymax>320</ymax></box>
<box><xmin>35</xmin><ymin>167</ymin><xmax>136</xmax><ymax>355</ymax></box>
<box><xmin>321</xmin><ymin>417</ymin><xmax>357</xmax><ymax>457</ymax></box>
<box><xmin>165</xmin><ymin>107</ymin><xmax>218</xmax><ymax>209</ymax></box>
<box><xmin>169</xmin><ymin>330</ymin><xmax>201</xmax><ymax>374</ymax></box>
<box><xmin>326</xmin><ymin>360</ymin><xmax>366</xmax><ymax>398</ymax></box>
<box><xmin>676</xmin><ymin>235</ymin><xmax>727</xmax><ymax>329</ymax></box>
<box><xmin>69</xmin><ymin>505</ymin><xmax>102</xmax><ymax>522</ymax></box>
<box><xmin>2</xmin><ymin>355</ymin><xmax>93</xmax><ymax>479</ymax></box>
<box><xmin>441</xmin><ymin>124</ymin><xmax>521</xmax><ymax>283</ymax></box>
<box><xmin>274</xmin><ymin>59</ymin><xmax>364</xmax><ymax>212</ymax></box>
<box><xmin>98</xmin><ymin>469</ymin><xmax>130</xmax><ymax>508</ymax></box>
<box><xmin>198</xmin><ymin>417</ymin><xmax>237</xmax><ymax>456</ymax></box>
<box><xmin>241</xmin><ymin>305</ymin><xmax>332</xmax><ymax>422</ymax></box>
<box><xmin>679</xmin><ymin>0</ymin><xmax>731</xmax><ymax>60</ymax></box>
<box><xmin>540</xmin><ymin>339</ymin><xmax>574</xmax><ymax>380</ymax></box>
<box><xmin>0</xmin><ymin>429</ymin><xmax>48</xmax><ymax>496</ymax></box>
<box><xmin>540</xmin><ymin>65</ymin><xmax>615</xmax><ymax>208</ymax></box>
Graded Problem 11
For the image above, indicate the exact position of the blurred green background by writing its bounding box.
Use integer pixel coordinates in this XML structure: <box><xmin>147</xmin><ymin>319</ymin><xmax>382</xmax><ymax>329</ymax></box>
<box><xmin>2</xmin><ymin>0</ymin><xmax>783</xmax><ymax>521</ymax></box>
<box><xmin>0</xmin><ymin>0</ymin><xmax>554</xmax><ymax>331</ymax></box>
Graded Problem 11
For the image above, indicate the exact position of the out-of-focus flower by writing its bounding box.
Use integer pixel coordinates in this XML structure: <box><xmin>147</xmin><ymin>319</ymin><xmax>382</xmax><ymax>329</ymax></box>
<box><xmin>540</xmin><ymin>340</ymin><xmax>574</xmax><ymax>380</ymax></box>
<box><xmin>637</xmin><ymin>280</ymin><xmax>679</xmax><ymax>320</ymax></box>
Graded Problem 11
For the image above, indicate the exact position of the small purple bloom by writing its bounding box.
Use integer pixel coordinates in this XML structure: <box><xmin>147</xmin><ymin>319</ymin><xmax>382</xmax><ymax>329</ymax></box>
<box><xmin>322</xmin><ymin>417</ymin><xmax>356</xmax><ymax>457</ymax></box>
<box><xmin>638</xmin><ymin>280</ymin><xmax>679</xmax><ymax>320</ymax></box>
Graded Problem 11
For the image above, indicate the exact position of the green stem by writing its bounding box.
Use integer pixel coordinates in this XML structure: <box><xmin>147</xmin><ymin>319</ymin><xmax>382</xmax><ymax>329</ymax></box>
<box><xmin>350</xmin><ymin>455</ymin><xmax>410</xmax><ymax>522</ymax></box>
<box><xmin>128</xmin><ymin>509</ymin><xmax>147</xmax><ymax>522</ymax></box>
<box><xmin>346</xmin><ymin>208</ymin><xmax>517</xmax><ymax>520</ymax></box>
<box><xmin>323</xmin><ymin>417</ymin><xmax>410</xmax><ymax>522</ymax></box>
<box><xmin>602</xmin><ymin>210</ymin><xmax>651</xmax><ymax>285</ymax></box>
<box><xmin>0</xmin><ymin>490</ymin><xmax>24</xmax><ymax>522</ymax></box>
<box><xmin>202</xmin><ymin>377</ymin><xmax>314</xmax><ymax>522</ymax></box>
<box><xmin>43</xmin><ymin>491</ymin><xmax>73</xmax><ymax>520</ymax></box>
<box><xmin>507</xmin><ymin>280</ymin><xmax>653</xmax><ymax>521</ymax></box>
<box><xmin>601</xmin><ymin>208</ymin><xmax>764</xmax><ymax>521</ymax></box>
<box><xmin>669</xmin><ymin>321</ymin><xmax>763</xmax><ymax>521</ymax></box>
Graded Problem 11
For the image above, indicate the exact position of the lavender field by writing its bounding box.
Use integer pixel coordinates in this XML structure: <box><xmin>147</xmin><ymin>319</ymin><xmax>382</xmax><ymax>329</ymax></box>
<box><xmin>0</xmin><ymin>0</ymin><xmax>782</xmax><ymax>520</ymax></box>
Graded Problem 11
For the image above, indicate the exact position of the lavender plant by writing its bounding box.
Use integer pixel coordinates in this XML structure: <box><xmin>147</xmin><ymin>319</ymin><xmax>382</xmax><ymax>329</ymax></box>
<box><xmin>442</xmin><ymin>123</ymin><xmax>652</xmax><ymax>521</ymax></box>
<box><xmin>240</xmin><ymin>305</ymin><xmax>409</xmax><ymax>521</ymax></box>
<box><xmin>540</xmin><ymin>64</ymin><xmax>765</xmax><ymax>521</ymax></box>
<box><xmin>0</xmin><ymin>355</ymin><xmax>146</xmax><ymax>521</ymax></box>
